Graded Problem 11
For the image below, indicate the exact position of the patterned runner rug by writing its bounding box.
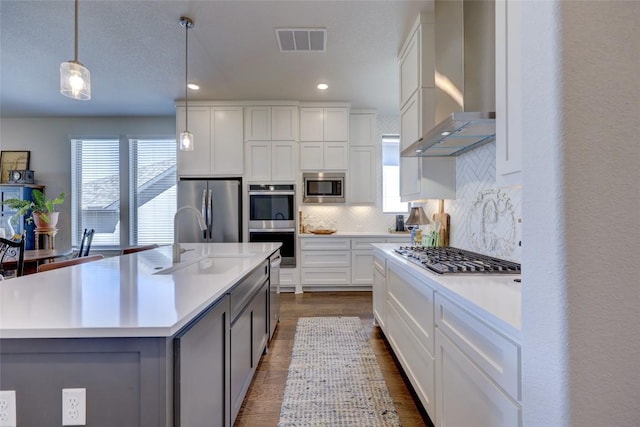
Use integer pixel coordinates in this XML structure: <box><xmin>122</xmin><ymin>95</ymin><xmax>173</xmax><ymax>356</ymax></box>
<box><xmin>278</xmin><ymin>316</ymin><xmax>401</xmax><ymax>426</ymax></box>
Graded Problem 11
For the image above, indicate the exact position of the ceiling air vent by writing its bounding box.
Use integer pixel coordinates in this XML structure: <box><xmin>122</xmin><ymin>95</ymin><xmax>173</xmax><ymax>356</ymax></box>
<box><xmin>276</xmin><ymin>28</ymin><xmax>326</xmax><ymax>52</ymax></box>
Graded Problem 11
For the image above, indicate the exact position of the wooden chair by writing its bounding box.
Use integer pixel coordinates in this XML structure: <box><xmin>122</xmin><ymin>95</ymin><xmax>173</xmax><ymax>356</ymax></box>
<box><xmin>37</xmin><ymin>254</ymin><xmax>104</xmax><ymax>273</ymax></box>
<box><xmin>121</xmin><ymin>244</ymin><xmax>159</xmax><ymax>255</ymax></box>
<box><xmin>77</xmin><ymin>228</ymin><xmax>95</xmax><ymax>257</ymax></box>
<box><xmin>0</xmin><ymin>234</ymin><xmax>26</xmax><ymax>278</ymax></box>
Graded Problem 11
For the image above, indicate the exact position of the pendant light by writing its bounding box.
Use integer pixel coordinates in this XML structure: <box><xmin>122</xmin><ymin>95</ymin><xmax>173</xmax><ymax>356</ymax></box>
<box><xmin>179</xmin><ymin>16</ymin><xmax>195</xmax><ymax>151</ymax></box>
<box><xmin>60</xmin><ymin>0</ymin><xmax>91</xmax><ymax>100</ymax></box>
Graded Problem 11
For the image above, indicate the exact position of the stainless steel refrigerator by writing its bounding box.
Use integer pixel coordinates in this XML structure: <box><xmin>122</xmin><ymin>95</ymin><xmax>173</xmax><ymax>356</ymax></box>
<box><xmin>177</xmin><ymin>178</ymin><xmax>242</xmax><ymax>243</ymax></box>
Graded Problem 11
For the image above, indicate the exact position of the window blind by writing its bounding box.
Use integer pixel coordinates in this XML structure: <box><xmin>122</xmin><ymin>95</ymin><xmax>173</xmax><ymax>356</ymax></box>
<box><xmin>129</xmin><ymin>139</ymin><xmax>177</xmax><ymax>245</ymax></box>
<box><xmin>71</xmin><ymin>138</ymin><xmax>121</xmax><ymax>247</ymax></box>
<box><xmin>381</xmin><ymin>135</ymin><xmax>408</xmax><ymax>214</ymax></box>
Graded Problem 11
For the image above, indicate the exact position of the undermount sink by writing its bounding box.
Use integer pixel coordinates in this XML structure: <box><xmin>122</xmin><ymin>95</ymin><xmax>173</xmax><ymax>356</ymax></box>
<box><xmin>153</xmin><ymin>253</ymin><xmax>256</xmax><ymax>275</ymax></box>
<box><xmin>206</xmin><ymin>252</ymin><xmax>256</xmax><ymax>258</ymax></box>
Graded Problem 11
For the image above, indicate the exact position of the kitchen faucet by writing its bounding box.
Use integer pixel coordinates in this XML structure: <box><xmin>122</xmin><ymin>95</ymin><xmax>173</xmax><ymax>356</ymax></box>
<box><xmin>173</xmin><ymin>206</ymin><xmax>208</xmax><ymax>263</ymax></box>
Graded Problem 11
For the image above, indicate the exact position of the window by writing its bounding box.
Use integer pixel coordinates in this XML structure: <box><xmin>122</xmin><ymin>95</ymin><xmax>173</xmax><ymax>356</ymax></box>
<box><xmin>129</xmin><ymin>138</ymin><xmax>177</xmax><ymax>245</ymax></box>
<box><xmin>71</xmin><ymin>137</ymin><xmax>176</xmax><ymax>248</ymax></box>
<box><xmin>71</xmin><ymin>138</ymin><xmax>121</xmax><ymax>247</ymax></box>
<box><xmin>381</xmin><ymin>134</ymin><xmax>408</xmax><ymax>213</ymax></box>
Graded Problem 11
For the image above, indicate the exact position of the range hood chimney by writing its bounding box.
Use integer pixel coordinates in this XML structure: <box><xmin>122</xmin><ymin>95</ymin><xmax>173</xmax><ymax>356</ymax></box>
<box><xmin>402</xmin><ymin>0</ymin><xmax>495</xmax><ymax>157</ymax></box>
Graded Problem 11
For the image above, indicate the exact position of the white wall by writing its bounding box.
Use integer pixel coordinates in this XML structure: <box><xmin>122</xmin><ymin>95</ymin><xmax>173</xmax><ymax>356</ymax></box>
<box><xmin>522</xmin><ymin>1</ymin><xmax>640</xmax><ymax>426</ymax></box>
<box><xmin>0</xmin><ymin>116</ymin><xmax>175</xmax><ymax>249</ymax></box>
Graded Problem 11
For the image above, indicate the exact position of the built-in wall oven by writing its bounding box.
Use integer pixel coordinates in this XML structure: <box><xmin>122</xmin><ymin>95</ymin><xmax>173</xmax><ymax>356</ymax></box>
<box><xmin>248</xmin><ymin>184</ymin><xmax>296</xmax><ymax>267</ymax></box>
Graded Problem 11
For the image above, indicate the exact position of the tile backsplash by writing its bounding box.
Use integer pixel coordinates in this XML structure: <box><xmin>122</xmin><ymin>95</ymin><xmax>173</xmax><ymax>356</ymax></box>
<box><xmin>300</xmin><ymin>116</ymin><xmax>522</xmax><ymax>263</ymax></box>
<box><xmin>448</xmin><ymin>142</ymin><xmax>522</xmax><ymax>262</ymax></box>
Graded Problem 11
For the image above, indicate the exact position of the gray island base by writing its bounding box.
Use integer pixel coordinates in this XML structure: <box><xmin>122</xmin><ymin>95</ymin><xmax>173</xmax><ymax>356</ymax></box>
<box><xmin>0</xmin><ymin>243</ymin><xmax>280</xmax><ymax>427</ymax></box>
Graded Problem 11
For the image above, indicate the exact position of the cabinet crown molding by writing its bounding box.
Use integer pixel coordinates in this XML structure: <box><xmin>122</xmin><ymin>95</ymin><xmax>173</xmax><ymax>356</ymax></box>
<box><xmin>175</xmin><ymin>100</ymin><xmax>300</xmax><ymax>108</ymax></box>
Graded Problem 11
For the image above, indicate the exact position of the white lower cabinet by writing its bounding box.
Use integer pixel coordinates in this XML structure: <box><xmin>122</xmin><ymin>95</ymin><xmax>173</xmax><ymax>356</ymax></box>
<box><xmin>351</xmin><ymin>250</ymin><xmax>374</xmax><ymax>285</ymax></box>
<box><xmin>300</xmin><ymin>268</ymin><xmax>351</xmax><ymax>286</ymax></box>
<box><xmin>435</xmin><ymin>293</ymin><xmax>521</xmax><ymax>427</ymax></box>
<box><xmin>435</xmin><ymin>329</ymin><xmax>521</xmax><ymax>427</ymax></box>
<box><xmin>372</xmin><ymin>253</ymin><xmax>386</xmax><ymax>328</ymax></box>
<box><xmin>279</xmin><ymin>267</ymin><xmax>297</xmax><ymax>291</ymax></box>
<box><xmin>351</xmin><ymin>237</ymin><xmax>410</xmax><ymax>286</ymax></box>
<box><xmin>385</xmin><ymin>261</ymin><xmax>436</xmax><ymax>417</ymax></box>
<box><xmin>300</xmin><ymin>238</ymin><xmax>351</xmax><ymax>288</ymax></box>
<box><xmin>373</xmin><ymin>250</ymin><xmax>522</xmax><ymax>427</ymax></box>
<box><xmin>300</xmin><ymin>237</ymin><xmax>409</xmax><ymax>289</ymax></box>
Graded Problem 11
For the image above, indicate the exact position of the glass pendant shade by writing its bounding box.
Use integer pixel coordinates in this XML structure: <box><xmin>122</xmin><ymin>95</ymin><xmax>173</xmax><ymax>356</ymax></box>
<box><xmin>179</xmin><ymin>131</ymin><xmax>194</xmax><ymax>151</ymax></box>
<box><xmin>60</xmin><ymin>61</ymin><xmax>91</xmax><ymax>100</ymax></box>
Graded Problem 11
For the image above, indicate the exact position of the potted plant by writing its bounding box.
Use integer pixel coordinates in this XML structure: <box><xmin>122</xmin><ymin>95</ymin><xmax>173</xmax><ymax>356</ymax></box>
<box><xmin>2</xmin><ymin>189</ymin><xmax>65</xmax><ymax>229</ymax></box>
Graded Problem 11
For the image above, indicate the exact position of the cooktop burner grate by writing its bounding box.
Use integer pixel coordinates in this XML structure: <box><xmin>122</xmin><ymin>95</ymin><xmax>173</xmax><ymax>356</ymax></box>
<box><xmin>394</xmin><ymin>246</ymin><xmax>521</xmax><ymax>275</ymax></box>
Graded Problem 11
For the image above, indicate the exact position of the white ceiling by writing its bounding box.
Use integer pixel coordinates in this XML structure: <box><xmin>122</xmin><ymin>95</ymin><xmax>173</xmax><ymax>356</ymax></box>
<box><xmin>0</xmin><ymin>0</ymin><xmax>433</xmax><ymax>118</ymax></box>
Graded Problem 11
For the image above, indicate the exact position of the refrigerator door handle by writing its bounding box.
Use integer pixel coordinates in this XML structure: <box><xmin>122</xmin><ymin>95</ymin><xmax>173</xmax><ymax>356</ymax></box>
<box><xmin>208</xmin><ymin>189</ymin><xmax>213</xmax><ymax>240</ymax></box>
<box><xmin>201</xmin><ymin>189</ymin><xmax>208</xmax><ymax>240</ymax></box>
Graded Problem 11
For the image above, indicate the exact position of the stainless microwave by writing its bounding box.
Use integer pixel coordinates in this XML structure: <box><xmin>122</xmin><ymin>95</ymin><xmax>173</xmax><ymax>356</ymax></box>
<box><xmin>303</xmin><ymin>172</ymin><xmax>345</xmax><ymax>203</ymax></box>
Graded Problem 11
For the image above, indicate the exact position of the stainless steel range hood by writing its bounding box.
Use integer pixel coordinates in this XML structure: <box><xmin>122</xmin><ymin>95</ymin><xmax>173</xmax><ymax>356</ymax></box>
<box><xmin>402</xmin><ymin>0</ymin><xmax>495</xmax><ymax>158</ymax></box>
<box><xmin>401</xmin><ymin>111</ymin><xmax>495</xmax><ymax>157</ymax></box>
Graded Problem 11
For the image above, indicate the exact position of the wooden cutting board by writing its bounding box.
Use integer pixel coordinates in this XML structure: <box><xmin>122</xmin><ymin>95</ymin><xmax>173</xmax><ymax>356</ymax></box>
<box><xmin>433</xmin><ymin>200</ymin><xmax>450</xmax><ymax>247</ymax></box>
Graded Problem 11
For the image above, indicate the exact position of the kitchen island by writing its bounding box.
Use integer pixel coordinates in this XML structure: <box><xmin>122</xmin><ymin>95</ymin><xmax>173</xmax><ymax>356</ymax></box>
<box><xmin>372</xmin><ymin>244</ymin><xmax>522</xmax><ymax>427</ymax></box>
<box><xmin>0</xmin><ymin>242</ymin><xmax>280</xmax><ymax>427</ymax></box>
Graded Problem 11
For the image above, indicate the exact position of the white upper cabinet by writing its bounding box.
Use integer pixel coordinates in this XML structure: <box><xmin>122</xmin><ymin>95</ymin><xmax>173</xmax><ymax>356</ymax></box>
<box><xmin>349</xmin><ymin>146</ymin><xmax>376</xmax><ymax>203</ymax></box>
<box><xmin>400</xmin><ymin>33</ymin><xmax>419</xmax><ymax>110</ymax></box>
<box><xmin>244</xmin><ymin>106</ymin><xmax>298</xmax><ymax>141</ymax></box>
<box><xmin>349</xmin><ymin>112</ymin><xmax>377</xmax><ymax>147</ymax></box>
<box><xmin>398</xmin><ymin>13</ymin><xmax>435</xmax><ymax>111</ymax></box>
<box><xmin>495</xmin><ymin>0</ymin><xmax>523</xmax><ymax>186</ymax></box>
<box><xmin>211</xmin><ymin>107</ymin><xmax>244</xmax><ymax>176</ymax></box>
<box><xmin>244</xmin><ymin>106</ymin><xmax>271</xmax><ymax>141</ymax></box>
<box><xmin>177</xmin><ymin>105</ymin><xmax>244</xmax><ymax>177</ymax></box>
<box><xmin>299</xmin><ymin>108</ymin><xmax>324</xmax><ymax>141</ymax></box>
<box><xmin>300</xmin><ymin>142</ymin><xmax>348</xmax><ymax>170</ymax></box>
<box><xmin>398</xmin><ymin>13</ymin><xmax>456</xmax><ymax>201</ymax></box>
<box><xmin>177</xmin><ymin>106</ymin><xmax>213</xmax><ymax>177</ymax></box>
<box><xmin>271</xmin><ymin>106</ymin><xmax>298</xmax><ymax>141</ymax></box>
<box><xmin>348</xmin><ymin>112</ymin><xmax>378</xmax><ymax>204</ymax></box>
<box><xmin>271</xmin><ymin>141</ymin><xmax>298</xmax><ymax>181</ymax></box>
<box><xmin>245</xmin><ymin>141</ymin><xmax>297</xmax><ymax>182</ymax></box>
<box><xmin>244</xmin><ymin>105</ymin><xmax>298</xmax><ymax>182</ymax></box>
<box><xmin>299</xmin><ymin>106</ymin><xmax>349</xmax><ymax>142</ymax></box>
<box><xmin>323</xmin><ymin>108</ymin><xmax>349</xmax><ymax>141</ymax></box>
<box><xmin>299</xmin><ymin>104</ymin><xmax>350</xmax><ymax>170</ymax></box>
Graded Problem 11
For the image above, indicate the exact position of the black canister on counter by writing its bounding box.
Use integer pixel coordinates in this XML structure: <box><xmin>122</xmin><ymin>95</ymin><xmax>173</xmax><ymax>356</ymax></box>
<box><xmin>395</xmin><ymin>214</ymin><xmax>405</xmax><ymax>232</ymax></box>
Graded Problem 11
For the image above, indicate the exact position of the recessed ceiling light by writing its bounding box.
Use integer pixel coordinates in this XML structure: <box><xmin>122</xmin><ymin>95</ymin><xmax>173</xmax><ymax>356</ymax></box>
<box><xmin>317</xmin><ymin>83</ymin><xmax>328</xmax><ymax>90</ymax></box>
<box><xmin>187</xmin><ymin>83</ymin><xmax>200</xmax><ymax>90</ymax></box>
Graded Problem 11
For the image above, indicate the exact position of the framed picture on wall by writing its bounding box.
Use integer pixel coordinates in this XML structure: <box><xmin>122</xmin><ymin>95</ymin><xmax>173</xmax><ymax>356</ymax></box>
<box><xmin>0</xmin><ymin>150</ymin><xmax>30</xmax><ymax>183</ymax></box>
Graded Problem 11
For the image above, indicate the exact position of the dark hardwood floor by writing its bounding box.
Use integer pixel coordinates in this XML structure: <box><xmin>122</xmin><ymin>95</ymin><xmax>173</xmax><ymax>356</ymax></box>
<box><xmin>234</xmin><ymin>291</ymin><xmax>434</xmax><ymax>426</ymax></box>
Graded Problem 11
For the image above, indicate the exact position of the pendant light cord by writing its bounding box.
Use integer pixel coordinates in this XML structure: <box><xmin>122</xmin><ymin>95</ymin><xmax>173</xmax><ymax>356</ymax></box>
<box><xmin>184</xmin><ymin>20</ymin><xmax>189</xmax><ymax>131</ymax></box>
<box><xmin>74</xmin><ymin>0</ymin><xmax>79</xmax><ymax>62</ymax></box>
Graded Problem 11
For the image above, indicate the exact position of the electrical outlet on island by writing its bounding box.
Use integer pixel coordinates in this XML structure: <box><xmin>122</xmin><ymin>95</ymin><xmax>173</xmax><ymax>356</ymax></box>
<box><xmin>62</xmin><ymin>388</ymin><xmax>86</xmax><ymax>426</ymax></box>
<box><xmin>0</xmin><ymin>390</ymin><xmax>17</xmax><ymax>427</ymax></box>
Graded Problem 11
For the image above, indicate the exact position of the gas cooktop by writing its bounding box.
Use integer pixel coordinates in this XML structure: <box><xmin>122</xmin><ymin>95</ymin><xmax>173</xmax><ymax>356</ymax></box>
<box><xmin>394</xmin><ymin>246</ymin><xmax>521</xmax><ymax>275</ymax></box>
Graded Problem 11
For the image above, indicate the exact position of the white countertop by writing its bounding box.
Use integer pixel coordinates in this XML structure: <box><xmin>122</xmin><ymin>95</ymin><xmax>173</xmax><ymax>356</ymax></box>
<box><xmin>299</xmin><ymin>231</ymin><xmax>411</xmax><ymax>238</ymax></box>
<box><xmin>0</xmin><ymin>243</ymin><xmax>280</xmax><ymax>339</ymax></box>
<box><xmin>372</xmin><ymin>244</ymin><xmax>521</xmax><ymax>340</ymax></box>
